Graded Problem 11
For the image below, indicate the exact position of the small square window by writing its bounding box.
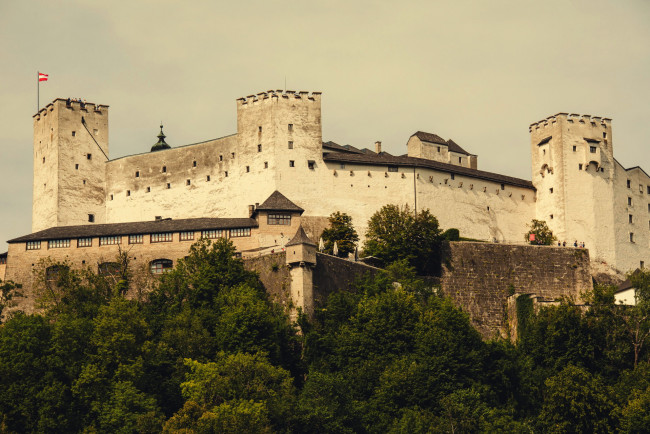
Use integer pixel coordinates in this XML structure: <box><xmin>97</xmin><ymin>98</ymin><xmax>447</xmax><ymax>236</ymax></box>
<box><xmin>451</xmin><ymin>173</ymin><xmax>455</xmax><ymax>180</ymax></box>
<box><xmin>550</xmin><ymin>214</ymin><xmax>554</xmax><ymax>219</ymax></box>
<box><xmin>288</xmin><ymin>124</ymin><xmax>293</xmax><ymax>132</ymax></box>
<box><xmin>573</xmin><ymin>146</ymin><xmax>577</xmax><ymax>152</ymax></box>
<box><xmin>289</xmin><ymin>160</ymin><xmax>295</xmax><ymax>167</ymax></box>
<box><xmin>264</xmin><ymin>162</ymin><xmax>268</xmax><ymax>169</ymax></box>
<box><xmin>186</xmin><ymin>179</ymin><xmax>191</xmax><ymax>185</ymax></box>
<box><xmin>72</xmin><ymin>131</ymin><xmax>76</xmax><ymax>137</ymax></box>
<box><xmin>647</xmin><ymin>186</ymin><xmax>650</xmax><ymax>194</ymax></box>
<box><xmin>146</xmin><ymin>186</ymin><xmax>151</xmax><ymax>193</ymax></box>
<box><xmin>82</xmin><ymin>179</ymin><xmax>86</xmax><ymax>185</ymax></box>
<box><xmin>288</xmin><ymin>141</ymin><xmax>293</xmax><ymax>149</ymax></box>
<box><xmin>641</xmin><ymin>261</ymin><xmax>645</xmax><ymax>269</ymax></box>
<box><xmin>500</xmin><ymin>184</ymin><xmax>505</xmax><ymax>190</ymax></box>
<box><xmin>603</xmin><ymin>132</ymin><xmax>607</xmax><ymax>138</ymax></box>
<box><xmin>87</xmin><ymin>153</ymin><xmax>92</xmax><ymax>160</ymax></box>
<box><xmin>549</xmin><ymin>188</ymin><xmax>554</xmax><ymax>193</ymax></box>
<box><xmin>88</xmin><ymin>214</ymin><xmax>95</xmax><ymax>223</ymax></box>
<box><xmin>308</xmin><ymin>161</ymin><xmax>315</xmax><ymax>170</ymax></box>
<box><xmin>135</xmin><ymin>171</ymin><xmax>140</xmax><ymax>177</ymax></box>
<box><xmin>193</xmin><ymin>160</ymin><xmax>197</xmax><ymax>167</ymax></box>
<box><xmin>579</xmin><ymin>164</ymin><xmax>583</xmax><ymax>170</ymax></box>
<box><xmin>166</xmin><ymin>183</ymin><xmax>171</xmax><ymax>189</ymax></box>
<box><xmin>75</xmin><ymin>164</ymin><xmax>78</xmax><ymax>169</ymax></box>
<box><xmin>258</xmin><ymin>144</ymin><xmax>262</xmax><ymax>152</ymax></box>
<box><xmin>162</xmin><ymin>166</ymin><xmax>167</xmax><ymax>173</ymax></box>
<box><xmin>437</xmin><ymin>146</ymin><xmax>441</xmax><ymax>152</ymax></box>
<box><xmin>246</xmin><ymin>166</ymin><xmax>250</xmax><ymax>173</ymax></box>
<box><xmin>206</xmin><ymin>175</ymin><xmax>211</xmax><ymax>181</ymax></box>
<box><xmin>590</xmin><ymin>146</ymin><xmax>597</xmax><ymax>153</ymax></box>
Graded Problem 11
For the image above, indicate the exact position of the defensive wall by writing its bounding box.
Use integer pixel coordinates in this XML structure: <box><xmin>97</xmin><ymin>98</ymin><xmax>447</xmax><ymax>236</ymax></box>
<box><xmin>440</xmin><ymin>242</ymin><xmax>592</xmax><ymax>338</ymax></box>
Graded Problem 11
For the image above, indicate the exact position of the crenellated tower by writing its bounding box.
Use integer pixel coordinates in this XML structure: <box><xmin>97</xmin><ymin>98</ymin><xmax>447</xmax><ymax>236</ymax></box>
<box><xmin>530</xmin><ymin>113</ymin><xmax>616</xmax><ymax>265</ymax></box>
<box><xmin>32</xmin><ymin>99</ymin><xmax>109</xmax><ymax>231</ymax></box>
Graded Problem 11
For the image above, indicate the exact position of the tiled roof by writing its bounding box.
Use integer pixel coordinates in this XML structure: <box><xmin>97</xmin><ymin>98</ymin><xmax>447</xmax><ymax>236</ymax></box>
<box><xmin>445</xmin><ymin>139</ymin><xmax>471</xmax><ymax>156</ymax></box>
<box><xmin>255</xmin><ymin>191</ymin><xmax>304</xmax><ymax>213</ymax></box>
<box><xmin>412</xmin><ymin>132</ymin><xmax>471</xmax><ymax>155</ymax></box>
<box><xmin>323</xmin><ymin>152</ymin><xmax>535</xmax><ymax>190</ymax></box>
<box><xmin>322</xmin><ymin>141</ymin><xmax>364</xmax><ymax>154</ymax></box>
<box><xmin>286</xmin><ymin>225</ymin><xmax>316</xmax><ymax>247</ymax></box>
<box><xmin>8</xmin><ymin>218</ymin><xmax>258</xmax><ymax>243</ymax></box>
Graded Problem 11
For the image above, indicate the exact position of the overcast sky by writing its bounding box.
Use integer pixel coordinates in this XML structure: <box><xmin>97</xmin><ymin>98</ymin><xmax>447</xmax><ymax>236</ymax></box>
<box><xmin>1</xmin><ymin>0</ymin><xmax>649</xmax><ymax>251</ymax></box>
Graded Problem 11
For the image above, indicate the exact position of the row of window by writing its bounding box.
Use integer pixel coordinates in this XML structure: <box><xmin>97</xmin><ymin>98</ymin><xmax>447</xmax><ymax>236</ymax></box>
<box><xmin>24</xmin><ymin>228</ymin><xmax>252</xmax><ymax>250</ymax></box>
<box><xmin>625</xmin><ymin>197</ymin><xmax>650</xmax><ymax>208</ymax></box>
<box><xmin>627</xmin><ymin>179</ymin><xmax>650</xmax><ymax>194</ymax></box>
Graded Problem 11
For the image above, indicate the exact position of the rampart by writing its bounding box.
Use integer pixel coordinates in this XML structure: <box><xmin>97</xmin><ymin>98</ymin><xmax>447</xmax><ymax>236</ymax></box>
<box><xmin>244</xmin><ymin>252</ymin><xmax>292</xmax><ymax>308</ymax></box>
<box><xmin>440</xmin><ymin>242</ymin><xmax>592</xmax><ymax>338</ymax></box>
<box><xmin>313</xmin><ymin>253</ymin><xmax>383</xmax><ymax>306</ymax></box>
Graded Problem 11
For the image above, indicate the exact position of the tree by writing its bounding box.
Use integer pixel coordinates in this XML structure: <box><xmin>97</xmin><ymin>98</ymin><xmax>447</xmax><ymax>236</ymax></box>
<box><xmin>363</xmin><ymin>204</ymin><xmax>444</xmax><ymax>275</ymax></box>
<box><xmin>623</xmin><ymin>269</ymin><xmax>650</xmax><ymax>367</ymax></box>
<box><xmin>525</xmin><ymin>219</ymin><xmax>556</xmax><ymax>245</ymax></box>
<box><xmin>321</xmin><ymin>212</ymin><xmax>359</xmax><ymax>257</ymax></box>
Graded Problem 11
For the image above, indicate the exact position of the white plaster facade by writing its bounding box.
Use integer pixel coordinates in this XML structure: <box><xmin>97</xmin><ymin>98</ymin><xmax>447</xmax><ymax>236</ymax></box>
<box><xmin>27</xmin><ymin>92</ymin><xmax>650</xmax><ymax>274</ymax></box>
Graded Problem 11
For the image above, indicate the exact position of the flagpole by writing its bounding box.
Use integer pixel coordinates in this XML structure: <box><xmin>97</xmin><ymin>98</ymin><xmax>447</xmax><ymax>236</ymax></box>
<box><xmin>37</xmin><ymin>71</ymin><xmax>39</xmax><ymax>114</ymax></box>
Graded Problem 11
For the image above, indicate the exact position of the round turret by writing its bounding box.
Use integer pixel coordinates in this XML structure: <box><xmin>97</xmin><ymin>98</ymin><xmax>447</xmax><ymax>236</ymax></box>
<box><xmin>151</xmin><ymin>124</ymin><xmax>171</xmax><ymax>152</ymax></box>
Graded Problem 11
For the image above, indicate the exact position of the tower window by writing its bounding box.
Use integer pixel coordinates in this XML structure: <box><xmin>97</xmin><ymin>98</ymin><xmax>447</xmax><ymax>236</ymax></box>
<box><xmin>93</xmin><ymin>129</ymin><xmax>98</xmax><ymax>135</ymax></box>
<box><xmin>42</xmin><ymin>157</ymin><xmax>45</xmax><ymax>163</ymax></box>
<box><xmin>162</xmin><ymin>166</ymin><xmax>167</xmax><ymax>173</ymax></box>
<box><xmin>126</xmin><ymin>190</ymin><xmax>130</xmax><ymax>196</ymax></box>
<box><xmin>75</xmin><ymin>164</ymin><xmax>78</xmax><ymax>170</ymax></box>
<box><xmin>258</xmin><ymin>144</ymin><xmax>262</xmax><ymax>152</ymax></box>
<box><xmin>550</xmin><ymin>214</ymin><xmax>554</xmax><ymax>219</ymax></box>
<box><xmin>206</xmin><ymin>175</ymin><xmax>211</xmax><ymax>181</ymax></box>
<box><xmin>72</xmin><ymin>131</ymin><xmax>76</xmax><ymax>137</ymax></box>
<box><xmin>110</xmin><ymin>194</ymin><xmax>113</xmax><ymax>201</ymax></box>
<box><xmin>166</xmin><ymin>183</ymin><xmax>171</xmax><ymax>189</ymax></box>
<box><xmin>88</xmin><ymin>214</ymin><xmax>95</xmax><ymax>223</ymax></box>
<box><xmin>628</xmin><ymin>197</ymin><xmax>633</xmax><ymax>206</ymax></box>
<box><xmin>629</xmin><ymin>214</ymin><xmax>634</xmax><ymax>224</ymax></box>
<box><xmin>630</xmin><ymin>232</ymin><xmax>635</xmax><ymax>243</ymax></box>
<box><xmin>258</xmin><ymin>126</ymin><xmax>262</xmax><ymax>133</ymax></box>
<box><xmin>231</xmin><ymin>152</ymin><xmax>235</xmax><ymax>158</ymax></box>
<box><xmin>549</xmin><ymin>188</ymin><xmax>554</xmax><ymax>193</ymax></box>
<box><xmin>573</xmin><ymin>146</ymin><xmax>577</xmax><ymax>152</ymax></box>
<box><xmin>186</xmin><ymin>179</ymin><xmax>191</xmax><ymax>185</ymax></box>
<box><xmin>146</xmin><ymin>186</ymin><xmax>151</xmax><ymax>192</ymax></box>
<box><xmin>451</xmin><ymin>173</ymin><xmax>455</xmax><ymax>180</ymax></box>
<box><xmin>82</xmin><ymin>180</ymin><xmax>86</xmax><ymax>185</ymax></box>
<box><xmin>603</xmin><ymin>132</ymin><xmax>607</xmax><ymax>138</ymax></box>
<box><xmin>627</xmin><ymin>179</ymin><xmax>631</xmax><ymax>188</ymax></box>
<box><xmin>87</xmin><ymin>153</ymin><xmax>92</xmax><ymax>160</ymax></box>
<box><xmin>458</xmin><ymin>157</ymin><xmax>462</xmax><ymax>164</ymax></box>
<box><xmin>193</xmin><ymin>160</ymin><xmax>197</xmax><ymax>167</ymax></box>
<box><xmin>308</xmin><ymin>161</ymin><xmax>315</xmax><ymax>170</ymax></box>
<box><xmin>578</xmin><ymin>164</ymin><xmax>583</xmax><ymax>170</ymax></box>
<box><xmin>225</xmin><ymin>171</ymin><xmax>228</xmax><ymax>177</ymax></box>
<box><xmin>264</xmin><ymin>162</ymin><xmax>268</xmax><ymax>169</ymax></box>
<box><xmin>501</xmin><ymin>184</ymin><xmax>505</xmax><ymax>190</ymax></box>
<box><xmin>135</xmin><ymin>171</ymin><xmax>140</xmax><ymax>177</ymax></box>
<box><xmin>437</xmin><ymin>146</ymin><xmax>441</xmax><ymax>152</ymax></box>
<box><xmin>289</xmin><ymin>160</ymin><xmax>295</xmax><ymax>167</ymax></box>
<box><xmin>288</xmin><ymin>124</ymin><xmax>293</xmax><ymax>132</ymax></box>
<box><xmin>288</xmin><ymin>141</ymin><xmax>293</xmax><ymax>149</ymax></box>
<box><xmin>246</xmin><ymin>166</ymin><xmax>250</xmax><ymax>173</ymax></box>
<box><xmin>590</xmin><ymin>146</ymin><xmax>596</xmax><ymax>153</ymax></box>
<box><xmin>219</xmin><ymin>155</ymin><xmax>223</xmax><ymax>161</ymax></box>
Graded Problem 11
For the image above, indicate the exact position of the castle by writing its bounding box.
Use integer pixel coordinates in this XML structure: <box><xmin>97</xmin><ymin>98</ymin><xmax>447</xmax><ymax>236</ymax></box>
<box><xmin>0</xmin><ymin>90</ymin><xmax>647</xmax><ymax>319</ymax></box>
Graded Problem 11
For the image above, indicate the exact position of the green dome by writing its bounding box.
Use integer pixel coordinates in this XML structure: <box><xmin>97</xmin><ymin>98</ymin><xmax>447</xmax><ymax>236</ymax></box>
<box><xmin>151</xmin><ymin>124</ymin><xmax>171</xmax><ymax>152</ymax></box>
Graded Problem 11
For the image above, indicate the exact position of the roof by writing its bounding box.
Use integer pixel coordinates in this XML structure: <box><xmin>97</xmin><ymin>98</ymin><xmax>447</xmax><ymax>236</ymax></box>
<box><xmin>8</xmin><ymin>217</ymin><xmax>258</xmax><ymax>243</ymax></box>
<box><xmin>255</xmin><ymin>191</ymin><xmax>304</xmax><ymax>213</ymax></box>
<box><xmin>286</xmin><ymin>225</ymin><xmax>316</xmax><ymax>247</ymax></box>
<box><xmin>322</xmin><ymin>141</ymin><xmax>364</xmax><ymax>154</ymax></box>
<box><xmin>536</xmin><ymin>136</ymin><xmax>552</xmax><ymax>146</ymax></box>
<box><xmin>323</xmin><ymin>152</ymin><xmax>535</xmax><ymax>190</ymax></box>
<box><xmin>412</xmin><ymin>131</ymin><xmax>471</xmax><ymax>156</ymax></box>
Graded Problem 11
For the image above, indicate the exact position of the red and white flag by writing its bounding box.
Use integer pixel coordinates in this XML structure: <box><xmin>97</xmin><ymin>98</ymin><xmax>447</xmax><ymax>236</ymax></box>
<box><xmin>38</xmin><ymin>72</ymin><xmax>48</xmax><ymax>82</ymax></box>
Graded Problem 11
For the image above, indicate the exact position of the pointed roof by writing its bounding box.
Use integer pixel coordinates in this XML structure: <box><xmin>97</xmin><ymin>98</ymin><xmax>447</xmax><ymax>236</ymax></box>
<box><xmin>151</xmin><ymin>124</ymin><xmax>171</xmax><ymax>152</ymax></box>
<box><xmin>286</xmin><ymin>225</ymin><xmax>316</xmax><ymax>247</ymax></box>
<box><xmin>255</xmin><ymin>191</ymin><xmax>304</xmax><ymax>213</ymax></box>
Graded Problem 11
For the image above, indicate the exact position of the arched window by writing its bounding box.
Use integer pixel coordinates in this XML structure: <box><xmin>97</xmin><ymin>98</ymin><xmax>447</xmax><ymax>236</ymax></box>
<box><xmin>150</xmin><ymin>259</ymin><xmax>173</xmax><ymax>274</ymax></box>
<box><xmin>98</xmin><ymin>262</ymin><xmax>120</xmax><ymax>277</ymax></box>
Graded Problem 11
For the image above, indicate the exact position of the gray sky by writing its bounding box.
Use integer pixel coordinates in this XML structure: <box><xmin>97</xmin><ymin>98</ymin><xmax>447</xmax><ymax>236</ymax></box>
<box><xmin>1</xmin><ymin>0</ymin><xmax>649</xmax><ymax>252</ymax></box>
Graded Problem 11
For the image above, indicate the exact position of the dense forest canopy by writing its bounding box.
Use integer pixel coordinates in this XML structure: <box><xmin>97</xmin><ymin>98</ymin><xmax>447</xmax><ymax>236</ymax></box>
<box><xmin>0</xmin><ymin>237</ymin><xmax>648</xmax><ymax>432</ymax></box>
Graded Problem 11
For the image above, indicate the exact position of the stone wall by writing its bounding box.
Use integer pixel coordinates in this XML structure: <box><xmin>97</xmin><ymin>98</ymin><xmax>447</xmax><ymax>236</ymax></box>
<box><xmin>313</xmin><ymin>253</ymin><xmax>383</xmax><ymax>306</ymax></box>
<box><xmin>441</xmin><ymin>241</ymin><xmax>592</xmax><ymax>338</ymax></box>
<box><xmin>244</xmin><ymin>252</ymin><xmax>292</xmax><ymax>308</ymax></box>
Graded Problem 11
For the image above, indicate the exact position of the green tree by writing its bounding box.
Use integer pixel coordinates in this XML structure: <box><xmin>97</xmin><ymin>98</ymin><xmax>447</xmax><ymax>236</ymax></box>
<box><xmin>525</xmin><ymin>219</ymin><xmax>556</xmax><ymax>245</ymax></box>
<box><xmin>624</xmin><ymin>269</ymin><xmax>650</xmax><ymax>367</ymax></box>
<box><xmin>321</xmin><ymin>211</ymin><xmax>359</xmax><ymax>257</ymax></box>
<box><xmin>0</xmin><ymin>279</ymin><xmax>22</xmax><ymax>321</ymax></box>
<box><xmin>363</xmin><ymin>204</ymin><xmax>444</xmax><ymax>275</ymax></box>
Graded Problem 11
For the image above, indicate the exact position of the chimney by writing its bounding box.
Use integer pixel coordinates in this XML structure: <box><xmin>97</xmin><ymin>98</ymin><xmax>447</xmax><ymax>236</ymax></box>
<box><xmin>375</xmin><ymin>141</ymin><xmax>382</xmax><ymax>154</ymax></box>
<box><xmin>155</xmin><ymin>216</ymin><xmax>162</xmax><ymax>221</ymax></box>
<box><xmin>248</xmin><ymin>205</ymin><xmax>255</xmax><ymax>217</ymax></box>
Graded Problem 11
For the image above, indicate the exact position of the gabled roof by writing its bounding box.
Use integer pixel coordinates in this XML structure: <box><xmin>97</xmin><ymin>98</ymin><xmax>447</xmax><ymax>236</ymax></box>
<box><xmin>286</xmin><ymin>225</ymin><xmax>316</xmax><ymax>247</ymax></box>
<box><xmin>323</xmin><ymin>152</ymin><xmax>534</xmax><ymax>190</ymax></box>
<box><xmin>8</xmin><ymin>217</ymin><xmax>258</xmax><ymax>243</ymax></box>
<box><xmin>322</xmin><ymin>141</ymin><xmax>364</xmax><ymax>154</ymax></box>
<box><xmin>255</xmin><ymin>191</ymin><xmax>304</xmax><ymax>213</ymax></box>
<box><xmin>412</xmin><ymin>132</ymin><xmax>471</xmax><ymax>155</ymax></box>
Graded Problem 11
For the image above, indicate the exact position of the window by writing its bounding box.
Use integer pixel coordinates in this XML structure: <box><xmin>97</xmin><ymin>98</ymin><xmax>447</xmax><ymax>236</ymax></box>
<box><xmin>162</xmin><ymin>166</ymin><xmax>167</xmax><ymax>173</ymax></box>
<box><xmin>179</xmin><ymin>231</ymin><xmax>194</xmax><ymax>241</ymax></box>
<box><xmin>0</xmin><ymin>256</ymin><xmax>5</xmax><ymax>265</ymax></box>
<box><xmin>99</xmin><ymin>236</ymin><xmax>121</xmax><ymax>246</ymax></box>
<box><xmin>550</xmin><ymin>214</ymin><xmax>554</xmax><ymax>219</ymax></box>
<box><xmin>186</xmin><ymin>179</ymin><xmax>191</xmax><ymax>185</ymax></box>
<box><xmin>630</xmin><ymin>232</ymin><xmax>635</xmax><ymax>243</ymax></box>
<box><xmin>642</xmin><ymin>261</ymin><xmax>645</xmax><ymax>269</ymax></box>
<box><xmin>308</xmin><ymin>160</ymin><xmax>315</xmax><ymax>169</ymax></box>
<box><xmin>647</xmin><ymin>186</ymin><xmax>650</xmax><ymax>194</ymax></box>
<box><xmin>150</xmin><ymin>259</ymin><xmax>173</xmax><ymax>274</ymax></box>
<box><xmin>26</xmin><ymin>241</ymin><xmax>41</xmax><ymax>250</ymax></box>
<box><xmin>110</xmin><ymin>194</ymin><xmax>114</xmax><ymax>201</ymax></box>
<box><xmin>193</xmin><ymin>160</ymin><xmax>197</xmax><ymax>167</ymax></box>
<box><xmin>258</xmin><ymin>126</ymin><xmax>262</xmax><ymax>133</ymax></box>
<box><xmin>258</xmin><ymin>144</ymin><xmax>262</xmax><ymax>152</ymax></box>
<box><xmin>289</xmin><ymin>160</ymin><xmax>295</xmax><ymax>167</ymax></box>
<box><xmin>501</xmin><ymin>184</ymin><xmax>505</xmax><ymax>190</ymax></box>
<box><xmin>48</xmin><ymin>239</ymin><xmax>70</xmax><ymax>249</ymax></box>
<box><xmin>231</xmin><ymin>228</ymin><xmax>251</xmax><ymax>237</ymax></box>
<box><xmin>264</xmin><ymin>162</ymin><xmax>268</xmax><ymax>169</ymax></box>
<box><xmin>135</xmin><ymin>171</ymin><xmax>140</xmax><ymax>177</ymax></box>
<box><xmin>458</xmin><ymin>157</ymin><xmax>462</xmax><ymax>164</ymax></box>
<box><xmin>151</xmin><ymin>232</ymin><xmax>173</xmax><ymax>243</ymax></box>
<box><xmin>549</xmin><ymin>188</ymin><xmax>554</xmax><ymax>194</ymax></box>
<box><xmin>87</xmin><ymin>153</ymin><xmax>92</xmax><ymax>160</ymax></box>
<box><xmin>98</xmin><ymin>262</ymin><xmax>120</xmax><ymax>277</ymax></box>
<box><xmin>268</xmin><ymin>214</ymin><xmax>291</xmax><ymax>225</ymax></box>
<box><xmin>166</xmin><ymin>183</ymin><xmax>171</xmax><ymax>189</ymax></box>
<box><xmin>93</xmin><ymin>129</ymin><xmax>98</xmax><ymax>135</ymax></box>
<box><xmin>128</xmin><ymin>234</ymin><xmax>143</xmax><ymax>244</ymax></box>
<box><xmin>83</xmin><ymin>180</ymin><xmax>86</xmax><ymax>185</ymax></box>
<box><xmin>231</xmin><ymin>152</ymin><xmax>235</xmax><ymax>158</ymax></box>
<box><xmin>75</xmin><ymin>164</ymin><xmax>78</xmax><ymax>169</ymax></box>
<box><xmin>225</xmin><ymin>171</ymin><xmax>228</xmax><ymax>177</ymax></box>
<box><xmin>451</xmin><ymin>173</ymin><xmax>455</xmax><ymax>180</ymax></box>
<box><xmin>201</xmin><ymin>229</ymin><xmax>223</xmax><ymax>239</ymax></box>
<box><xmin>590</xmin><ymin>146</ymin><xmax>597</xmax><ymax>153</ymax></box>
<box><xmin>246</xmin><ymin>166</ymin><xmax>250</xmax><ymax>173</ymax></box>
<box><xmin>146</xmin><ymin>186</ymin><xmax>151</xmax><ymax>193</ymax></box>
<box><xmin>219</xmin><ymin>155</ymin><xmax>223</xmax><ymax>161</ymax></box>
<box><xmin>629</xmin><ymin>214</ymin><xmax>634</xmax><ymax>224</ymax></box>
<box><xmin>437</xmin><ymin>146</ymin><xmax>441</xmax><ymax>152</ymax></box>
<box><xmin>387</xmin><ymin>166</ymin><xmax>398</xmax><ymax>172</ymax></box>
<box><xmin>72</xmin><ymin>131</ymin><xmax>76</xmax><ymax>137</ymax></box>
<box><xmin>629</xmin><ymin>197</ymin><xmax>633</xmax><ymax>206</ymax></box>
<box><xmin>603</xmin><ymin>132</ymin><xmax>607</xmax><ymax>138</ymax></box>
<box><xmin>126</xmin><ymin>190</ymin><xmax>131</xmax><ymax>197</ymax></box>
<box><xmin>627</xmin><ymin>179</ymin><xmax>631</xmax><ymax>188</ymax></box>
<box><xmin>206</xmin><ymin>175</ymin><xmax>211</xmax><ymax>181</ymax></box>
<box><xmin>88</xmin><ymin>214</ymin><xmax>95</xmax><ymax>223</ymax></box>
<box><xmin>573</xmin><ymin>146</ymin><xmax>577</xmax><ymax>152</ymax></box>
<box><xmin>579</xmin><ymin>164</ymin><xmax>583</xmax><ymax>170</ymax></box>
<box><xmin>288</xmin><ymin>141</ymin><xmax>294</xmax><ymax>149</ymax></box>
<box><xmin>288</xmin><ymin>124</ymin><xmax>293</xmax><ymax>132</ymax></box>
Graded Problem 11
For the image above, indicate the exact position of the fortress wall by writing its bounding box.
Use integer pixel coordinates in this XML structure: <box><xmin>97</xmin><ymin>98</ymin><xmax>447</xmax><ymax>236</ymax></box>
<box><xmin>244</xmin><ymin>252</ymin><xmax>292</xmax><ymax>308</ymax></box>
<box><xmin>312</xmin><ymin>253</ymin><xmax>383</xmax><ymax>306</ymax></box>
<box><xmin>440</xmin><ymin>241</ymin><xmax>592</xmax><ymax>338</ymax></box>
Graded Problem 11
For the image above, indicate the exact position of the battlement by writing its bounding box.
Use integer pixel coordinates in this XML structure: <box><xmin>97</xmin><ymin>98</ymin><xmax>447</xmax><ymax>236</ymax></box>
<box><xmin>33</xmin><ymin>98</ymin><xmax>109</xmax><ymax>120</ymax></box>
<box><xmin>236</xmin><ymin>90</ymin><xmax>322</xmax><ymax>106</ymax></box>
<box><xmin>529</xmin><ymin>112</ymin><xmax>612</xmax><ymax>132</ymax></box>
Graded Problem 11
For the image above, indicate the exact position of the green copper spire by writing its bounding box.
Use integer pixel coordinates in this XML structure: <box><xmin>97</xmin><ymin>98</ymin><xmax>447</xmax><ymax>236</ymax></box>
<box><xmin>151</xmin><ymin>123</ymin><xmax>171</xmax><ymax>152</ymax></box>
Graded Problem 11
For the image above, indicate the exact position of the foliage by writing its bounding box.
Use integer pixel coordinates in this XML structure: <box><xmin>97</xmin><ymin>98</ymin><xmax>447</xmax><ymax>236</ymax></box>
<box><xmin>363</xmin><ymin>204</ymin><xmax>444</xmax><ymax>275</ymax></box>
<box><xmin>321</xmin><ymin>211</ymin><xmax>359</xmax><ymax>257</ymax></box>
<box><xmin>0</xmin><ymin>279</ymin><xmax>22</xmax><ymax>321</ymax></box>
<box><xmin>524</xmin><ymin>218</ymin><xmax>556</xmax><ymax>245</ymax></box>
